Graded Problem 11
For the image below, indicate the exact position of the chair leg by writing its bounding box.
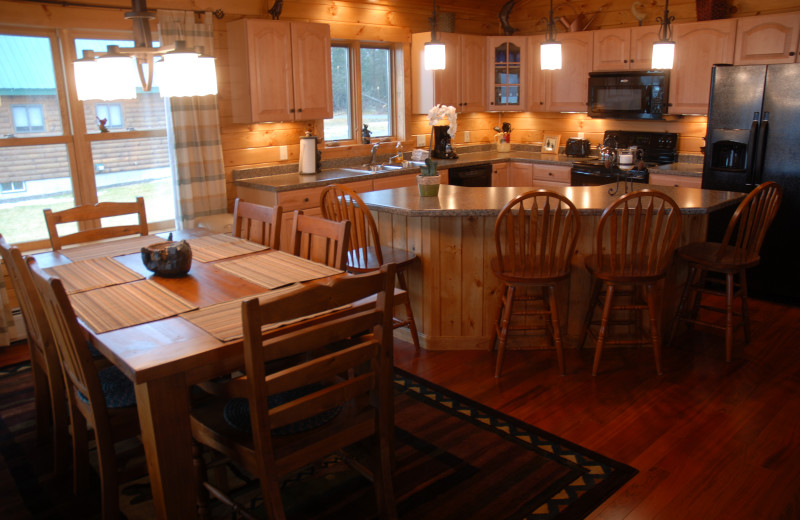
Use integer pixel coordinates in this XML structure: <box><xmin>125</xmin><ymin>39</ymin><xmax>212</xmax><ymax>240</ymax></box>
<box><xmin>70</xmin><ymin>403</ymin><xmax>90</xmax><ymax>497</ymax></box>
<box><xmin>494</xmin><ymin>285</ymin><xmax>515</xmax><ymax>378</ymax></box>
<box><xmin>579</xmin><ymin>278</ymin><xmax>602</xmax><ymax>351</ymax></box>
<box><xmin>592</xmin><ymin>283</ymin><xmax>614</xmax><ymax>376</ymax></box>
<box><xmin>193</xmin><ymin>441</ymin><xmax>211</xmax><ymax>520</ymax></box>
<box><xmin>95</xmin><ymin>427</ymin><xmax>121</xmax><ymax>520</ymax></box>
<box><xmin>670</xmin><ymin>264</ymin><xmax>697</xmax><ymax>347</ymax></box>
<box><xmin>261</xmin><ymin>477</ymin><xmax>287</xmax><ymax>520</ymax></box>
<box><xmin>547</xmin><ymin>285</ymin><xmax>566</xmax><ymax>376</ymax></box>
<box><xmin>396</xmin><ymin>271</ymin><xmax>421</xmax><ymax>350</ymax></box>
<box><xmin>646</xmin><ymin>283</ymin><xmax>663</xmax><ymax>376</ymax></box>
<box><xmin>725</xmin><ymin>272</ymin><xmax>735</xmax><ymax>362</ymax></box>
<box><xmin>739</xmin><ymin>268</ymin><xmax>751</xmax><ymax>344</ymax></box>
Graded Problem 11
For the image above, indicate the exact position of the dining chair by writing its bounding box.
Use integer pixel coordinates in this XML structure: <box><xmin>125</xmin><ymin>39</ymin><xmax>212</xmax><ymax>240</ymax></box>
<box><xmin>27</xmin><ymin>258</ymin><xmax>142</xmax><ymax>520</ymax></box>
<box><xmin>287</xmin><ymin>210</ymin><xmax>351</xmax><ymax>270</ymax></box>
<box><xmin>190</xmin><ymin>264</ymin><xmax>398</xmax><ymax>520</ymax></box>
<box><xmin>670</xmin><ymin>181</ymin><xmax>782</xmax><ymax>362</ymax></box>
<box><xmin>43</xmin><ymin>197</ymin><xmax>148</xmax><ymax>250</ymax></box>
<box><xmin>233</xmin><ymin>198</ymin><xmax>283</xmax><ymax>249</ymax></box>
<box><xmin>320</xmin><ymin>184</ymin><xmax>421</xmax><ymax>349</ymax></box>
<box><xmin>579</xmin><ymin>190</ymin><xmax>682</xmax><ymax>376</ymax></box>
<box><xmin>0</xmin><ymin>235</ymin><xmax>69</xmax><ymax>476</ymax></box>
<box><xmin>490</xmin><ymin>190</ymin><xmax>580</xmax><ymax>377</ymax></box>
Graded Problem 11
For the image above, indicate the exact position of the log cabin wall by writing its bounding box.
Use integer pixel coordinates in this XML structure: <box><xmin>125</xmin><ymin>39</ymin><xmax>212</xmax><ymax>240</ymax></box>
<box><xmin>2</xmin><ymin>0</ymin><xmax>800</xmax><ymax>210</ymax></box>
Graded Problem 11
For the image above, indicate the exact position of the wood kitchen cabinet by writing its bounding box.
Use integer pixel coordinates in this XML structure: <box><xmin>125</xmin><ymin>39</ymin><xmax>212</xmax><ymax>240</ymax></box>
<box><xmin>593</xmin><ymin>26</ymin><xmax>660</xmax><ymax>71</ymax></box>
<box><xmin>227</xmin><ymin>19</ymin><xmax>332</xmax><ymax>123</ymax></box>
<box><xmin>544</xmin><ymin>32</ymin><xmax>593</xmax><ymax>113</ymax></box>
<box><xmin>669</xmin><ymin>19</ymin><xmax>737</xmax><ymax>115</ymax></box>
<box><xmin>491</xmin><ymin>163</ymin><xmax>509</xmax><ymax>187</ymax></box>
<box><xmin>487</xmin><ymin>36</ymin><xmax>528</xmax><ymax>111</ymax></box>
<box><xmin>508</xmin><ymin>162</ymin><xmax>532</xmax><ymax>186</ymax></box>
<box><xmin>412</xmin><ymin>32</ymin><xmax>486</xmax><ymax>113</ymax></box>
<box><xmin>734</xmin><ymin>12</ymin><xmax>800</xmax><ymax>64</ymax></box>
<box><xmin>532</xmin><ymin>164</ymin><xmax>570</xmax><ymax>186</ymax></box>
<box><xmin>648</xmin><ymin>173</ymin><xmax>702</xmax><ymax>188</ymax></box>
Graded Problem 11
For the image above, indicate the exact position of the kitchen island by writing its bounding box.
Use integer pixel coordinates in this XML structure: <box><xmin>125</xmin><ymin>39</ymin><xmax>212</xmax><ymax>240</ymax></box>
<box><xmin>358</xmin><ymin>184</ymin><xmax>744</xmax><ymax>350</ymax></box>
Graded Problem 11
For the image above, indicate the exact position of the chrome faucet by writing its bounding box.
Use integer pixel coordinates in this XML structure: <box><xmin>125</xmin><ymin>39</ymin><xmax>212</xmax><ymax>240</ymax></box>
<box><xmin>370</xmin><ymin>142</ymin><xmax>382</xmax><ymax>165</ymax></box>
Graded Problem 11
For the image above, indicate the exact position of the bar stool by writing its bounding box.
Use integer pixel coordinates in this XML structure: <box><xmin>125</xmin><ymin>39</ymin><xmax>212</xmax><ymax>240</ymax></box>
<box><xmin>320</xmin><ymin>184</ymin><xmax>421</xmax><ymax>350</ymax></box>
<box><xmin>491</xmin><ymin>190</ymin><xmax>580</xmax><ymax>377</ymax></box>
<box><xmin>670</xmin><ymin>181</ymin><xmax>782</xmax><ymax>362</ymax></box>
<box><xmin>579</xmin><ymin>190</ymin><xmax>682</xmax><ymax>376</ymax></box>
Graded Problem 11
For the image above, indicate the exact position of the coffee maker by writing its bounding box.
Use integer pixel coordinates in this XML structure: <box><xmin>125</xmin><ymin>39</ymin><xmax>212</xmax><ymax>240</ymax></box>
<box><xmin>431</xmin><ymin>126</ymin><xmax>458</xmax><ymax>159</ymax></box>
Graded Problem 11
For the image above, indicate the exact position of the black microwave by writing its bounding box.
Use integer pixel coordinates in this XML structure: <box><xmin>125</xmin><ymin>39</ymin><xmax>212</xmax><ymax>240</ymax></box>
<box><xmin>587</xmin><ymin>71</ymin><xmax>669</xmax><ymax>120</ymax></box>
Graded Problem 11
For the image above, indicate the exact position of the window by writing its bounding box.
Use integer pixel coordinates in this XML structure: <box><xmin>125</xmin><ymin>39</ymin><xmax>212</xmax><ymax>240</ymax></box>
<box><xmin>325</xmin><ymin>42</ymin><xmax>395</xmax><ymax>143</ymax></box>
<box><xmin>11</xmin><ymin>104</ymin><xmax>45</xmax><ymax>133</ymax></box>
<box><xmin>95</xmin><ymin>103</ymin><xmax>124</xmax><ymax>129</ymax></box>
<box><xmin>0</xmin><ymin>30</ymin><xmax>175</xmax><ymax>247</ymax></box>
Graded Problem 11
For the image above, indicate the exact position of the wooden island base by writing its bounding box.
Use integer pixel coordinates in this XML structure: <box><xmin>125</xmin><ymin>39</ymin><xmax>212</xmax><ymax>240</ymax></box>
<box><xmin>359</xmin><ymin>185</ymin><xmax>744</xmax><ymax>351</ymax></box>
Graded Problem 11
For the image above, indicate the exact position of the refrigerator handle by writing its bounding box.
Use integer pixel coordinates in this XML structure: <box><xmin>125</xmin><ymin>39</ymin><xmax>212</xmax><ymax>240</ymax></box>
<box><xmin>745</xmin><ymin>113</ymin><xmax>759</xmax><ymax>183</ymax></box>
<box><xmin>750</xmin><ymin>112</ymin><xmax>769</xmax><ymax>188</ymax></box>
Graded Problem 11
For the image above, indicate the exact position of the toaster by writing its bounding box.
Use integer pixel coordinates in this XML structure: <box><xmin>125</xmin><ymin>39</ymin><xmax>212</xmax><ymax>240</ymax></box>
<box><xmin>565</xmin><ymin>138</ymin><xmax>591</xmax><ymax>157</ymax></box>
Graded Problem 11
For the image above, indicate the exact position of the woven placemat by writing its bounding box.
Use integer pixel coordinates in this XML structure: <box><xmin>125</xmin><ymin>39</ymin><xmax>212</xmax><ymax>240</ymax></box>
<box><xmin>60</xmin><ymin>235</ymin><xmax>165</xmax><ymax>262</ymax></box>
<box><xmin>47</xmin><ymin>257</ymin><xmax>144</xmax><ymax>294</ymax></box>
<box><xmin>214</xmin><ymin>251</ymin><xmax>342</xmax><ymax>290</ymax></box>
<box><xmin>186</xmin><ymin>234</ymin><xmax>268</xmax><ymax>263</ymax></box>
<box><xmin>69</xmin><ymin>280</ymin><xmax>197</xmax><ymax>334</ymax></box>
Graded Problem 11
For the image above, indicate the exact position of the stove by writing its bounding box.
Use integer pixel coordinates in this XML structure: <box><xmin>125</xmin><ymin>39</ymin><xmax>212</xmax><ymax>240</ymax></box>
<box><xmin>570</xmin><ymin>130</ymin><xmax>678</xmax><ymax>186</ymax></box>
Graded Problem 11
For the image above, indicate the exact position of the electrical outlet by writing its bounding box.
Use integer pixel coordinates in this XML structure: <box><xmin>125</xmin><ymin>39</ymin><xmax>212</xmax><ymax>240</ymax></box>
<box><xmin>279</xmin><ymin>145</ymin><xmax>288</xmax><ymax>161</ymax></box>
<box><xmin>464</xmin><ymin>131</ymin><xmax>470</xmax><ymax>143</ymax></box>
<box><xmin>416</xmin><ymin>134</ymin><xmax>426</xmax><ymax>147</ymax></box>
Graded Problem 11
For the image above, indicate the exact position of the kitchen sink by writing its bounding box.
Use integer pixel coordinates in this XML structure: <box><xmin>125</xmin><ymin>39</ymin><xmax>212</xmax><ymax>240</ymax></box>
<box><xmin>340</xmin><ymin>162</ymin><xmax>424</xmax><ymax>174</ymax></box>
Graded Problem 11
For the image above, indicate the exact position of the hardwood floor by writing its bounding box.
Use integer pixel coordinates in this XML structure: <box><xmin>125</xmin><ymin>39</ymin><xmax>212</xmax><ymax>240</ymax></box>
<box><xmin>393</xmin><ymin>296</ymin><xmax>800</xmax><ymax>519</ymax></box>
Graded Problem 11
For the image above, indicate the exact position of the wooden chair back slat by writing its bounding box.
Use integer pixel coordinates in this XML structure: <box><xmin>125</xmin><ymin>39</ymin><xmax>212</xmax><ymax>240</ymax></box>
<box><xmin>320</xmin><ymin>185</ymin><xmax>384</xmax><ymax>269</ymax></box>
<box><xmin>233</xmin><ymin>198</ymin><xmax>283</xmax><ymax>249</ymax></box>
<box><xmin>494</xmin><ymin>191</ymin><xmax>580</xmax><ymax>280</ymax></box>
<box><xmin>43</xmin><ymin>197</ymin><xmax>148</xmax><ymax>250</ymax></box>
<box><xmin>718</xmin><ymin>181</ymin><xmax>782</xmax><ymax>262</ymax></box>
<box><xmin>288</xmin><ymin>211</ymin><xmax>350</xmax><ymax>270</ymax></box>
<box><xmin>595</xmin><ymin>190</ymin><xmax>682</xmax><ymax>278</ymax></box>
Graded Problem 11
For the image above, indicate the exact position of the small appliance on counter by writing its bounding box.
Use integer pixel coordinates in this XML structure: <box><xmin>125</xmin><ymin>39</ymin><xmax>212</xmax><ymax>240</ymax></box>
<box><xmin>298</xmin><ymin>131</ymin><xmax>321</xmax><ymax>175</ymax></box>
<box><xmin>565</xmin><ymin>138</ymin><xmax>591</xmax><ymax>157</ymax></box>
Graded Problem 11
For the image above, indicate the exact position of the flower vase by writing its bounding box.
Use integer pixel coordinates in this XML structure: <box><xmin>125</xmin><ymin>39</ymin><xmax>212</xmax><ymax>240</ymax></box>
<box><xmin>417</xmin><ymin>174</ymin><xmax>441</xmax><ymax>197</ymax></box>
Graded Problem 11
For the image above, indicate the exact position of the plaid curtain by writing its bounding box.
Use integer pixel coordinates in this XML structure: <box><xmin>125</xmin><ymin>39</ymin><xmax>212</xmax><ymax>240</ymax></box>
<box><xmin>0</xmin><ymin>267</ymin><xmax>14</xmax><ymax>347</ymax></box>
<box><xmin>158</xmin><ymin>10</ymin><xmax>228</xmax><ymax>229</ymax></box>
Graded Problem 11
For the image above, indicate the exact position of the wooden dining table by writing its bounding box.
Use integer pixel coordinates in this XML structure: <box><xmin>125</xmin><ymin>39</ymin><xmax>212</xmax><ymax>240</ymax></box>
<box><xmin>32</xmin><ymin>229</ymin><xmax>347</xmax><ymax>519</ymax></box>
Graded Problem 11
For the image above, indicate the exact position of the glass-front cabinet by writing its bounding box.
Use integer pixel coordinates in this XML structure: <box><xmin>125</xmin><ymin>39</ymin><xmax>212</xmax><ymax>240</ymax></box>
<box><xmin>487</xmin><ymin>36</ymin><xmax>528</xmax><ymax>111</ymax></box>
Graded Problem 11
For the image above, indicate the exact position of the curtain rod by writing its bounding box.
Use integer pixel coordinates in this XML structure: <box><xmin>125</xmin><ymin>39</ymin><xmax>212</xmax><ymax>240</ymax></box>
<box><xmin>11</xmin><ymin>0</ymin><xmax>224</xmax><ymax>18</ymax></box>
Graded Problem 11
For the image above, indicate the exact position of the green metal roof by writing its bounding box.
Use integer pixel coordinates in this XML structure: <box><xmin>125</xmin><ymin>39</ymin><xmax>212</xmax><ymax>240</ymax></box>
<box><xmin>0</xmin><ymin>34</ymin><xmax>57</xmax><ymax>91</ymax></box>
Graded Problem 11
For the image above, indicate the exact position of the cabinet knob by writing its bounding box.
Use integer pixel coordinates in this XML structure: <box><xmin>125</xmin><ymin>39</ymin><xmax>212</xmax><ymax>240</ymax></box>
<box><xmin>289</xmin><ymin>108</ymin><xmax>295</xmax><ymax>113</ymax></box>
<box><xmin>791</xmin><ymin>51</ymin><xmax>797</xmax><ymax>56</ymax></box>
<box><xmin>630</xmin><ymin>59</ymin><xmax>634</xmax><ymax>63</ymax></box>
<box><xmin>548</xmin><ymin>172</ymin><xmax>553</xmax><ymax>176</ymax></box>
<box><xmin>624</xmin><ymin>59</ymin><xmax>628</xmax><ymax>63</ymax></box>
<box><xmin>298</xmin><ymin>108</ymin><xmax>303</xmax><ymax>113</ymax></box>
<box><xmin>539</xmin><ymin>101</ymin><xmax>544</xmax><ymax>105</ymax></box>
<box><xmin>303</xmin><ymin>197</ymin><xmax>309</xmax><ymax>202</ymax></box>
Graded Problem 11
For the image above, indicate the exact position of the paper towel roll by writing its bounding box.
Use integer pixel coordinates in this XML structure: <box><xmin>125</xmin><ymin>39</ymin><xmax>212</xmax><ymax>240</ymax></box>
<box><xmin>299</xmin><ymin>137</ymin><xmax>316</xmax><ymax>174</ymax></box>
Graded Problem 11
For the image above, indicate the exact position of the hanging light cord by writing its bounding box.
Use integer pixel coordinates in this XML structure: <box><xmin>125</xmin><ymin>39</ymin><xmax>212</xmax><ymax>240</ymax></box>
<box><xmin>656</xmin><ymin>0</ymin><xmax>674</xmax><ymax>41</ymax></box>
<box><xmin>545</xmin><ymin>0</ymin><xmax>557</xmax><ymax>42</ymax></box>
<box><xmin>430</xmin><ymin>0</ymin><xmax>439</xmax><ymax>42</ymax></box>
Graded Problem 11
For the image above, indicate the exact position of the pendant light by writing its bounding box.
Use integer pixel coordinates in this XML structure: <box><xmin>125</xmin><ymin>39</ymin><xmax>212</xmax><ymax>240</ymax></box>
<box><xmin>540</xmin><ymin>0</ymin><xmax>562</xmax><ymax>70</ymax></box>
<box><xmin>73</xmin><ymin>0</ymin><xmax>218</xmax><ymax>100</ymax></box>
<box><xmin>652</xmin><ymin>0</ymin><xmax>676</xmax><ymax>69</ymax></box>
<box><xmin>424</xmin><ymin>0</ymin><xmax>446</xmax><ymax>70</ymax></box>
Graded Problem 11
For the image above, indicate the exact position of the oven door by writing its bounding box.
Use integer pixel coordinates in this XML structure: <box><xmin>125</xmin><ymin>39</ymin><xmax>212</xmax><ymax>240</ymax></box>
<box><xmin>570</xmin><ymin>166</ymin><xmax>649</xmax><ymax>186</ymax></box>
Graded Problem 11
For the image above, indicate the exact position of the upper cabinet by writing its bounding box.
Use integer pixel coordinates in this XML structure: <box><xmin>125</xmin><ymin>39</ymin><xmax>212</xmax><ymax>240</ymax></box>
<box><xmin>545</xmin><ymin>31</ymin><xmax>593</xmax><ymax>113</ymax></box>
<box><xmin>669</xmin><ymin>19</ymin><xmax>737</xmax><ymax>115</ymax></box>
<box><xmin>411</xmin><ymin>32</ymin><xmax>486</xmax><ymax>113</ymax></box>
<box><xmin>487</xmin><ymin>36</ymin><xmax>528</xmax><ymax>111</ymax></box>
<box><xmin>227</xmin><ymin>19</ymin><xmax>332</xmax><ymax>123</ymax></box>
<box><xmin>734</xmin><ymin>12</ymin><xmax>800</xmax><ymax>64</ymax></box>
<box><xmin>593</xmin><ymin>26</ymin><xmax>660</xmax><ymax>71</ymax></box>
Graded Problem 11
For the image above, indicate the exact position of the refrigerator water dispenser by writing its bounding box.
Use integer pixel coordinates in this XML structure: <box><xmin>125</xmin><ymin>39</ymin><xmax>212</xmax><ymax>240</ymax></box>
<box><xmin>711</xmin><ymin>140</ymin><xmax>747</xmax><ymax>170</ymax></box>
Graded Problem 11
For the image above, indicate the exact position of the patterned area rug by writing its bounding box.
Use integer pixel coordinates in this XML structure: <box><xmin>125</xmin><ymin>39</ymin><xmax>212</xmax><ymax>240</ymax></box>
<box><xmin>0</xmin><ymin>362</ymin><xmax>636</xmax><ymax>519</ymax></box>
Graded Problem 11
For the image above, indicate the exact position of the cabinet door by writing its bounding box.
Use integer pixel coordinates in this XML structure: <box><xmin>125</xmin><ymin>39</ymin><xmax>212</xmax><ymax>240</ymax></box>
<box><xmin>291</xmin><ymin>22</ymin><xmax>333</xmax><ymax>120</ymax></box>
<box><xmin>459</xmin><ymin>34</ymin><xmax>487</xmax><ymax>112</ymax></box>
<box><xmin>229</xmin><ymin>19</ymin><xmax>294</xmax><ymax>123</ymax></box>
<box><xmin>593</xmin><ymin>28</ymin><xmax>630</xmax><ymax>71</ymax></box>
<box><xmin>670</xmin><ymin>19</ymin><xmax>737</xmax><ymax>115</ymax></box>
<box><xmin>508</xmin><ymin>162</ymin><xmax>532</xmax><ymax>186</ymax></box>
<box><xmin>734</xmin><ymin>13</ymin><xmax>800</xmax><ymax>65</ymax></box>
<box><xmin>432</xmin><ymin>33</ymin><xmax>460</xmax><ymax>109</ymax></box>
<box><xmin>546</xmin><ymin>32</ymin><xmax>592</xmax><ymax>113</ymax></box>
<box><xmin>629</xmin><ymin>25</ymin><xmax>660</xmax><ymax>71</ymax></box>
<box><xmin>487</xmin><ymin>36</ymin><xmax>528</xmax><ymax>111</ymax></box>
<box><xmin>491</xmin><ymin>163</ymin><xmax>509</xmax><ymax>187</ymax></box>
<box><xmin>528</xmin><ymin>35</ymin><xmax>547</xmax><ymax>112</ymax></box>
<box><xmin>648</xmin><ymin>173</ymin><xmax>702</xmax><ymax>188</ymax></box>
<box><xmin>533</xmin><ymin>164</ymin><xmax>570</xmax><ymax>185</ymax></box>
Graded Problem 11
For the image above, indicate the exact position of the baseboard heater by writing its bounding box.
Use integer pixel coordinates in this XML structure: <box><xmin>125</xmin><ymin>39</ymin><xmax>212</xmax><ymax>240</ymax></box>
<box><xmin>10</xmin><ymin>308</ymin><xmax>27</xmax><ymax>342</ymax></box>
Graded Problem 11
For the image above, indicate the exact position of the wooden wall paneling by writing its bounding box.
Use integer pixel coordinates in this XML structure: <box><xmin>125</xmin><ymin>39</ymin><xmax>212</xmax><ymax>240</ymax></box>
<box><xmin>438</xmin><ymin>217</ymin><xmax>462</xmax><ymax>337</ymax></box>
<box><xmin>420</xmin><ymin>215</ymin><xmax>441</xmax><ymax>339</ymax></box>
<box><xmin>460</xmin><ymin>215</ymin><xmax>484</xmax><ymax>338</ymax></box>
<box><xmin>482</xmin><ymin>215</ymin><xmax>499</xmax><ymax>349</ymax></box>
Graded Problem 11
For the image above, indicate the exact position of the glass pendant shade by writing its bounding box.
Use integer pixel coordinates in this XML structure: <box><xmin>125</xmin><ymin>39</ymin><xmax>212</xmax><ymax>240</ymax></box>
<box><xmin>424</xmin><ymin>41</ymin><xmax>446</xmax><ymax>71</ymax></box>
<box><xmin>154</xmin><ymin>44</ymin><xmax>217</xmax><ymax>97</ymax></box>
<box><xmin>652</xmin><ymin>41</ymin><xmax>675</xmax><ymax>69</ymax></box>
<box><xmin>74</xmin><ymin>58</ymin><xmax>105</xmax><ymax>101</ymax></box>
<box><xmin>540</xmin><ymin>41</ymin><xmax>562</xmax><ymax>70</ymax></box>
<box><xmin>92</xmin><ymin>55</ymin><xmax>138</xmax><ymax>100</ymax></box>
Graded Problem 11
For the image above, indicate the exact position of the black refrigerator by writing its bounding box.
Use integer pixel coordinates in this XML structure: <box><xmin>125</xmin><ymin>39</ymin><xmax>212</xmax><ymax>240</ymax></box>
<box><xmin>703</xmin><ymin>64</ymin><xmax>800</xmax><ymax>306</ymax></box>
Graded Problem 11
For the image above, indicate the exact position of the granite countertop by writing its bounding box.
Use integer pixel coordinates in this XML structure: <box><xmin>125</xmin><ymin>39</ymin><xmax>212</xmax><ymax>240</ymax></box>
<box><xmin>233</xmin><ymin>150</ymin><xmax>705</xmax><ymax>192</ymax></box>
<box><xmin>358</xmin><ymin>184</ymin><xmax>744</xmax><ymax>217</ymax></box>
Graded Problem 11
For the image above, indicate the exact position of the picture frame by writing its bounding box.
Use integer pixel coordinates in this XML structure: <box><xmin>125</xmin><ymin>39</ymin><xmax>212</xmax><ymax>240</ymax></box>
<box><xmin>542</xmin><ymin>134</ymin><xmax>560</xmax><ymax>155</ymax></box>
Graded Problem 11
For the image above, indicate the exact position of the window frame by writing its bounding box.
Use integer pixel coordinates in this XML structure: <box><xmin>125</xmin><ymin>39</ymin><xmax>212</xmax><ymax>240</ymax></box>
<box><xmin>95</xmin><ymin>103</ymin><xmax>124</xmax><ymax>129</ymax></box>
<box><xmin>11</xmin><ymin>104</ymin><xmax>46</xmax><ymax>133</ymax></box>
<box><xmin>325</xmin><ymin>40</ymin><xmax>399</xmax><ymax>145</ymax></box>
